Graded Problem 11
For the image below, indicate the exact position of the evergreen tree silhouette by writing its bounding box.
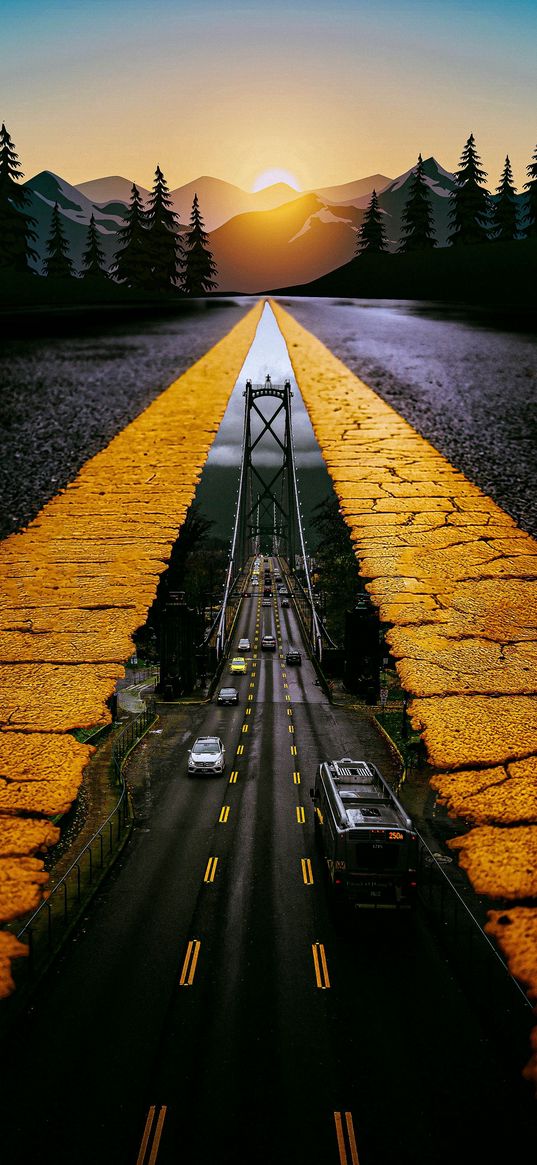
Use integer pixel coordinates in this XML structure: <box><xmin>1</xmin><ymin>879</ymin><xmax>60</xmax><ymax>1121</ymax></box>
<box><xmin>80</xmin><ymin>213</ymin><xmax>108</xmax><ymax>279</ymax></box>
<box><xmin>0</xmin><ymin>121</ymin><xmax>37</xmax><ymax>272</ymax></box>
<box><xmin>448</xmin><ymin>133</ymin><xmax>490</xmax><ymax>246</ymax></box>
<box><xmin>182</xmin><ymin>193</ymin><xmax>218</xmax><ymax>295</ymax></box>
<box><xmin>111</xmin><ymin>183</ymin><xmax>150</xmax><ymax>288</ymax></box>
<box><xmin>44</xmin><ymin>202</ymin><xmax>74</xmax><ymax>278</ymax></box>
<box><xmin>355</xmin><ymin>190</ymin><xmax>388</xmax><ymax>256</ymax></box>
<box><xmin>491</xmin><ymin>156</ymin><xmax>519</xmax><ymax>242</ymax></box>
<box><xmin>399</xmin><ymin>154</ymin><xmax>436</xmax><ymax>252</ymax></box>
<box><xmin>146</xmin><ymin>165</ymin><xmax>183</xmax><ymax>292</ymax></box>
<box><xmin>523</xmin><ymin>143</ymin><xmax>537</xmax><ymax>238</ymax></box>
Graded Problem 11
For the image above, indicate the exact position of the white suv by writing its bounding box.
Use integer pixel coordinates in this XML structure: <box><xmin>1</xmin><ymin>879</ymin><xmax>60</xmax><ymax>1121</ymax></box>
<box><xmin>188</xmin><ymin>736</ymin><xmax>226</xmax><ymax>775</ymax></box>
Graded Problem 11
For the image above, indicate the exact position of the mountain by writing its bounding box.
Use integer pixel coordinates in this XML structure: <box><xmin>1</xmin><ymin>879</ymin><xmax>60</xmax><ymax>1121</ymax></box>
<box><xmin>76</xmin><ymin>175</ymin><xmax>151</xmax><ymax>206</ymax></box>
<box><xmin>23</xmin><ymin>171</ymin><xmax>131</xmax><ymax>273</ymax></box>
<box><xmin>375</xmin><ymin>156</ymin><xmax>457</xmax><ymax>247</ymax></box>
<box><xmin>312</xmin><ymin>174</ymin><xmax>392</xmax><ymax>204</ymax></box>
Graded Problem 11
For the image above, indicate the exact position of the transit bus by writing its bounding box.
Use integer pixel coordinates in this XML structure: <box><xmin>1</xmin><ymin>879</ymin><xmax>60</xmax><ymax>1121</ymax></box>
<box><xmin>311</xmin><ymin>758</ymin><xmax>417</xmax><ymax>909</ymax></box>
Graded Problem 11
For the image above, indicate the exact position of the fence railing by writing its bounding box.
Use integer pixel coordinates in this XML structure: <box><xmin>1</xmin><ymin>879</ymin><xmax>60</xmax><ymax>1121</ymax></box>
<box><xmin>16</xmin><ymin>701</ymin><xmax>157</xmax><ymax>983</ymax></box>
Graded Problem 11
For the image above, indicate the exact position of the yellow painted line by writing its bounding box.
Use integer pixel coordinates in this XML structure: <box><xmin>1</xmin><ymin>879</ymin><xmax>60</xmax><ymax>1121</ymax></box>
<box><xmin>204</xmin><ymin>856</ymin><xmax>218</xmax><ymax>883</ymax></box>
<box><xmin>283</xmin><ymin>682</ymin><xmax>289</xmax><ymax>689</ymax></box>
<box><xmin>249</xmin><ymin>682</ymin><xmax>255</xmax><ymax>689</ymax></box>
<box><xmin>293</xmin><ymin>770</ymin><xmax>301</xmax><ymax>784</ymax></box>
<box><xmin>237</xmin><ymin>744</ymin><xmax>244</xmax><ymax>755</ymax></box>
<box><xmin>285</xmin><ymin>694</ymin><xmax>291</xmax><ymax>701</ymax></box>
<box><xmin>242</xmin><ymin>723</ymin><xmax>249</xmax><ymax>733</ymax></box>
<box><xmin>282</xmin><ymin>671</ymin><xmax>287</xmax><ymax>678</ymax></box>
<box><xmin>245</xmin><ymin>707</ymin><xmax>251</xmax><ymax>715</ymax></box>
<box><xmin>296</xmin><ymin>806</ymin><xmax>305</xmax><ymax>824</ymax></box>
<box><xmin>179</xmin><ymin>939</ymin><xmax>201</xmax><ymax>987</ymax></box>
<box><xmin>301</xmin><ymin>858</ymin><xmax>314</xmax><ymax>885</ymax></box>
<box><xmin>334</xmin><ymin>1112</ymin><xmax>360</xmax><ymax>1165</ymax></box>
<box><xmin>136</xmin><ymin>1104</ymin><xmax>168</xmax><ymax>1165</ymax></box>
<box><xmin>288</xmin><ymin>724</ymin><xmax>295</xmax><ymax>733</ymax></box>
<box><xmin>291</xmin><ymin>745</ymin><xmax>297</xmax><ymax>756</ymax></box>
<box><xmin>312</xmin><ymin>942</ymin><xmax>330</xmax><ymax>989</ymax></box>
<box><xmin>219</xmin><ymin>805</ymin><xmax>230</xmax><ymax>823</ymax></box>
<box><xmin>229</xmin><ymin>769</ymin><xmax>239</xmax><ymax>783</ymax></box>
<box><xmin>248</xmin><ymin>694</ymin><xmax>254</xmax><ymax>701</ymax></box>
<box><xmin>287</xmin><ymin>708</ymin><xmax>293</xmax><ymax>716</ymax></box>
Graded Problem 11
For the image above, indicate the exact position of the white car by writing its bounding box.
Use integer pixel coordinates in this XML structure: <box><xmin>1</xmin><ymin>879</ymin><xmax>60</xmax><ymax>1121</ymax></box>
<box><xmin>188</xmin><ymin>736</ymin><xmax>226</xmax><ymax>775</ymax></box>
<box><xmin>238</xmin><ymin>637</ymin><xmax>251</xmax><ymax>651</ymax></box>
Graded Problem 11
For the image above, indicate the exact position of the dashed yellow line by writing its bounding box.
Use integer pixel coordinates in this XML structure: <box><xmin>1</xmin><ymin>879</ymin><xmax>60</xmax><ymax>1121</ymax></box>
<box><xmin>136</xmin><ymin>1104</ymin><xmax>168</xmax><ymax>1165</ymax></box>
<box><xmin>248</xmin><ymin>694</ymin><xmax>254</xmax><ymax>701</ymax></box>
<box><xmin>287</xmin><ymin>708</ymin><xmax>293</xmax><ymax>716</ymax></box>
<box><xmin>296</xmin><ymin>806</ymin><xmax>305</xmax><ymax>824</ymax></box>
<box><xmin>242</xmin><ymin>723</ymin><xmax>249</xmax><ymax>733</ymax></box>
<box><xmin>179</xmin><ymin>939</ymin><xmax>201</xmax><ymax>987</ymax></box>
<box><xmin>301</xmin><ymin>858</ymin><xmax>314</xmax><ymax>885</ymax></box>
<box><xmin>285</xmin><ymin>694</ymin><xmax>291</xmax><ymax>702</ymax></box>
<box><xmin>204</xmin><ymin>856</ymin><xmax>218</xmax><ymax>883</ymax></box>
<box><xmin>237</xmin><ymin>744</ymin><xmax>244</xmax><ymax>755</ymax></box>
<box><xmin>293</xmin><ymin>770</ymin><xmax>301</xmax><ymax>784</ymax></box>
<box><xmin>229</xmin><ymin>770</ymin><xmax>239</xmax><ymax>783</ymax></box>
<box><xmin>219</xmin><ymin>805</ymin><xmax>230</xmax><ymax>823</ymax></box>
<box><xmin>334</xmin><ymin>1112</ymin><xmax>360</xmax><ymax>1165</ymax></box>
<box><xmin>288</xmin><ymin>724</ymin><xmax>295</xmax><ymax>734</ymax></box>
<box><xmin>245</xmin><ymin>707</ymin><xmax>251</xmax><ymax>716</ymax></box>
<box><xmin>291</xmin><ymin>745</ymin><xmax>297</xmax><ymax>756</ymax></box>
<box><xmin>312</xmin><ymin>942</ymin><xmax>331</xmax><ymax>989</ymax></box>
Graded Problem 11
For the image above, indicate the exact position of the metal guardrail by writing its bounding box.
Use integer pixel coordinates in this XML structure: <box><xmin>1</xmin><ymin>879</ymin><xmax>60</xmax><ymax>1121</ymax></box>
<box><xmin>16</xmin><ymin>701</ymin><xmax>157</xmax><ymax>979</ymax></box>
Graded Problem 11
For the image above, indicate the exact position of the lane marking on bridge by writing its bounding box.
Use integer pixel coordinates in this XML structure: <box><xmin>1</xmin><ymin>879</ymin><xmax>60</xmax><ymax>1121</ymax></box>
<box><xmin>296</xmin><ymin>806</ymin><xmax>305</xmax><ymax>824</ymax></box>
<box><xmin>334</xmin><ymin>1112</ymin><xmax>360</xmax><ymax>1165</ymax></box>
<box><xmin>229</xmin><ymin>770</ymin><xmax>239</xmax><ymax>783</ymax></box>
<box><xmin>242</xmin><ymin>723</ymin><xmax>249</xmax><ymax>733</ymax></box>
<box><xmin>288</xmin><ymin>724</ymin><xmax>295</xmax><ymax>733</ymax></box>
<box><xmin>248</xmin><ymin>694</ymin><xmax>254</xmax><ymax>701</ymax></box>
<box><xmin>204</xmin><ymin>856</ymin><xmax>219</xmax><ymax>883</ymax></box>
<box><xmin>245</xmin><ymin>707</ymin><xmax>251</xmax><ymax>715</ymax></box>
<box><xmin>249</xmin><ymin>682</ymin><xmax>255</xmax><ymax>689</ymax></box>
<box><xmin>291</xmin><ymin>745</ymin><xmax>297</xmax><ymax>756</ymax></box>
<box><xmin>237</xmin><ymin>743</ymin><xmax>245</xmax><ymax>754</ymax></box>
<box><xmin>136</xmin><ymin>1104</ymin><xmax>168</xmax><ymax>1165</ymax></box>
<box><xmin>287</xmin><ymin>708</ymin><xmax>293</xmax><ymax>716</ymax></box>
<box><xmin>301</xmin><ymin>858</ymin><xmax>314</xmax><ymax>885</ymax></box>
<box><xmin>285</xmin><ymin>694</ymin><xmax>291</xmax><ymax>701</ymax></box>
<box><xmin>219</xmin><ymin>805</ymin><xmax>230</xmax><ymax>823</ymax></box>
<box><xmin>293</xmin><ymin>770</ymin><xmax>301</xmax><ymax>784</ymax></box>
<box><xmin>179</xmin><ymin>940</ymin><xmax>201</xmax><ymax>987</ymax></box>
<box><xmin>312</xmin><ymin>942</ymin><xmax>331</xmax><ymax>989</ymax></box>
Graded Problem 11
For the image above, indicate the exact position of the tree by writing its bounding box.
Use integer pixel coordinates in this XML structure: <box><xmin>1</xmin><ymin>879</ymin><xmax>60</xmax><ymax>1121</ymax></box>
<box><xmin>43</xmin><ymin>202</ymin><xmax>74</xmax><ymax>278</ymax></box>
<box><xmin>182</xmin><ymin>193</ymin><xmax>218</xmax><ymax>295</ymax></box>
<box><xmin>490</xmin><ymin>156</ymin><xmax>519</xmax><ymax>242</ymax></box>
<box><xmin>0</xmin><ymin>121</ymin><xmax>37</xmax><ymax>272</ymax></box>
<box><xmin>111</xmin><ymin>183</ymin><xmax>150</xmax><ymax>288</ymax></box>
<box><xmin>80</xmin><ymin>213</ymin><xmax>108</xmax><ymax>279</ymax></box>
<box><xmin>355</xmin><ymin>189</ymin><xmax>388</xmax><ymax>256</ymax></box>
<box><xmin>448</xmin><ymin>132</ymin><xmax>490</xmax><ymax>246</ymax></box>
<box><xmin>398</xmin><ymin>154</ymin><xmax>436</xmax><ymax>252</ymax></box>
<box><xmin>146</xmin><ymin>164</ymin><xmax>183</xmax><ymax>292</ymax></box>
<box><xmin>523</xmin><ymin>143</ymin><xmax>537</xmax><ymax>238</ymax></box>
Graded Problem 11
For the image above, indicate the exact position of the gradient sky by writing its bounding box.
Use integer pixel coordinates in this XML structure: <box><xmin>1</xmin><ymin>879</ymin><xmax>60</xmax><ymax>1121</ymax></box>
<box><xmin>2</xmin><ymin>0</ymin><xmax>536</xmax><ymax>193</ymax></box>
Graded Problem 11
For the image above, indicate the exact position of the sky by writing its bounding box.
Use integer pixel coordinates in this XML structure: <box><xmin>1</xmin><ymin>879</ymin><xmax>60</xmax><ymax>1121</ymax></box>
<box><xmin>2</xmin><ymin>0</ymin><xmax>536</xmax><ymax>193</ymax></box>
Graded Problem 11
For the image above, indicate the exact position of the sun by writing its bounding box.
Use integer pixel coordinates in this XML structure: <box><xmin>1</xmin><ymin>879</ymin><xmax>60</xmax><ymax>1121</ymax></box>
<box><xmin>251</xmin><ymin>168</ymin><xmax>301</xmax><ymax>192</ymax></box>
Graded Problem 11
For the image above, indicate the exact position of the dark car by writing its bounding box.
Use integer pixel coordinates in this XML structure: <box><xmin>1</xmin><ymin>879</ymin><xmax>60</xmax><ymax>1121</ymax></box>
<box><xmin>281</xmin><ymin>598</ymin><xmax>290</xmax><ymax>608</ymax></box>
<box><xmin>262</xmin><ymin>634</ymin><xmax>276</xmax><ymax>650</ymax></box>
<box><xmin>286</xmin><ymin>648</ymin><xmax>302</xmax><ymax>665</ymax></box>
<box><xmin>217</xmin><ymin>686</ymin><xmax>239</xmax><ymax>705</ymax></box>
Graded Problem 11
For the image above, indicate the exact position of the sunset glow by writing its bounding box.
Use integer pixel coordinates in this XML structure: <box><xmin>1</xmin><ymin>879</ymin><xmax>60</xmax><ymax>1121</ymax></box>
<box><xmin>252</xmin><ymin>168</ymin><xmax>301</xmax><ymax>192</ymax></box>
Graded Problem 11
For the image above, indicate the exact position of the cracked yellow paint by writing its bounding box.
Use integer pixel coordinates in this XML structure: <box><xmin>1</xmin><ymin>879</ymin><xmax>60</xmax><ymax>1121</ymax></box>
<box><xmin>272</xmin><ymin>298</ymin><xmax>537</xmax><ymax>1084</ymax></box>
<box><xmin>485</xmin><ymin>909</ymin><xmax>537</xmax><ymax>1086</ymax></box>
<box><xmin>0</xmin><ymin>300</ymin><xmax>263</xmax><ymax>993</ymax></box>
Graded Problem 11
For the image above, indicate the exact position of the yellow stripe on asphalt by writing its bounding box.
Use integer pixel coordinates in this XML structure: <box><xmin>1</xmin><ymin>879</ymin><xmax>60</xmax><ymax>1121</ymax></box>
<box><xmin>136</xmin><ymin>1104</ymin><xmax>168</xmax><ymax>1165</ymax></box>
<box><xmin>249</xmin><ymin>682</ymin><xmax>255</xmax><ymax>689</ymax></box>
<box><xmin>312</xmin><ymin>942</ymin><xmax>330</xmax><ymax>989</ymax></box>
<box><xmin>291</xmin><ymin>745</ymin><xmax>297</xmax><ymax>756</ymax></box>
<box><xmin>179</xmin><ymin>939</ymin><xmax>201</xmax><ymax>987</ymax></box>
<box><xmin>229</xmin><ymin>770</ymin><xmax>239</xmax><ymax>783</ymax></box>
<box><xmin>296</xmin><ymin>806</ymin><xmax>305</xmax><ymax>824</ymax></box>
<box><xmin>301</xmin><ymin>858</ymin><xmax>314</xmax><ymax>885</ymax></box>
<box><xmin>237</xmin><ymin>744</ymin><xmax>244</xmax><ymax>755</ymax></box>
<box><xmin>287</xmin><ymin>708</ymin><xmax>293</xmax><ymax>716</ymax></box>
<box><xmin>204</xmin><ymin>856</ymin><xmax>218</xmax><ymax>883</ymax></box>
<box><xmin>293</xmin><ymin>770</ymin><xmax>301</xmax><ymax>784</ymax></box>
<box><xmin>285</xmin><ymin>694</ymin><xmax>291</xmax><ymax>701</ymax></box>
<box><xmin>219</xmin><ymin>805</ymin><xmax>230</xmax><ymax>823</ymax></box>
<box><xmin>245</xmin><ymin>708</ymin><xmax>251</xmax><ymax>716</ymax></box>
<box><xmin>248</xmin><ymin>694</ymin><xmax>254</xmax><ymax>701</ymax></box>
<box><xmin>288</xmin><ymin>724</ymin><xmax>295</xmax><ymax>733</ymax></box>
<box><xmin>334</xmin><ymin>1112</ymin><xmax>360</xmax><ymax>1165</ymax></box>
<box><xmin>242</xmin><ymin>723</ymin><xmax>249</xmax><ymax>733</ymax></box>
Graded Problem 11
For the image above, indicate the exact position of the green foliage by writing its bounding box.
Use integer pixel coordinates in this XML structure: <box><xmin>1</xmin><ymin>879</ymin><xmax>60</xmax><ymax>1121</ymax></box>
<box><xmin>146</xmin><ymin>165</ymin><xmax>183</xmax><ymax>292</ymax></box>
<box><xmin>43</xmin><ymin>202</ymin><xmax>74</xmax><ymax>278</ymax></box>
<box><xmin>355</xmin><ymin>189</ymin><xmax>388</xmax><ymax>256</ymax></box>
<box><xmin>523</xmin><ymin>143</ymin><xmax>537</xmax><ymax>238</ymax></box>
<box><xmin>0</xmin><ymin>121</ymin><xmax>38</xmax><ymax>272</ymax></box>
<box><xmin>111</xmin><ymin>183</ymin><xmax>150</xmax><ymax>288</ymax></box>
<box><xmin>182</xmin><ymin>193</ymin><xmax>218</xmax><ymax>295</ymax></box>
<box><xmin>80</xmin><ymin>213</ymin><xmax>108</xmax><ymax>279</ymax></box>
<box><xmin>448</xmin><ymin>132</ymin><xmax>490</xmax><ymax>246</ymax></box>
<box><xmin>399</xmin><ymin>154</ymin><xmax>436</xmax><ymax>252</ymax></box>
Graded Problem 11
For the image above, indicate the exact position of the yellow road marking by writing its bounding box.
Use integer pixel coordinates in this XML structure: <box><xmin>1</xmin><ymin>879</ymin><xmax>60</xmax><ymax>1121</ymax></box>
<box><xmin>291</xmin><ymin>745</ymin><xmax>297</xmax><ymax>756</ymax></box>
<box><xmin>312</xmin><ymin>942</ymin><xmax>330</xmax><ymax>989</ymax></box>
<box><xmin>245</xmin><ymin>707</ymin><xmax>251</xmax><ymax>715</ymax></box>
<box><xmin>219</xmin><ymin>805</ymin><xmax>230</xmax><ymax>823</ymax></box>
<box><xmin>204</xmin><ymin>856</ymin><xmax>218</xmax><ymax>883</ymax></box>
<box><xmin>136</xmin><ymin>1104</ymin><xmax>168</xmax><ymax>1165</ymax></box>
<box><xmin>229</xmin><ymin>770</ymin><xmax>239</xmax><ymax>783</ymax></box>
<box><xmin>287</xmin><ymin>708</ymin><xmax>293</xmax><ymax>716</ymax></box>
<box><xmin>249</xmin><ymin>682</ymin><xmax>255</xmax><ymax>689</ymax></box>
<box><xmin>283</xmin><ymin>683</ymin><xmax>289</xmax><ymax>689</ymax></box>
<box><xmin>282</xmin><ymin>671</ymin><xmax>287</xmax><ymax>678</ymax></box>
<box><xmin>296</xmin><ymin>806</ymin><xmax>305</xmax><ymax>824</ymax></box>
<box><xmin>285</xmin><ymin>694</ymin><xmax>291</xmax><ymax>701</ymax></box>
<box><xmin>242</xmin><ymin>723</ymin><xmax>249</xmax><ymax>733</ymax></box>
<box><xmin>293</xmin><ymin>770</ymin><xmax>301</xmax><ymax>784</ymax></box>
<box><xmin>237</xmin><ymin>744</ymin><xmax>244</xmax><ymax>755</ymax></box>
<box><xmin>248</xmin><ymin>694</ymin><xmax>254</xmax><ymax>701</ymax></box>
<box><xmin>334</xmin><ymin>1112</ymin><xmax>360</xmax><ymax>1165</ymax></box>
<box><xmin>179</xmin><ymin>939</ymin><xmax>201</xmax><ymax>987</ymax></box>
<box><xmin>301</xmin><ymin>858</ymin><xmax>314</xmax><ymax>885</ymax></box>
<box><xmin>288</xmin><ymin>724</ymin><xmax>295</xmax><ymax>733</ymax></box>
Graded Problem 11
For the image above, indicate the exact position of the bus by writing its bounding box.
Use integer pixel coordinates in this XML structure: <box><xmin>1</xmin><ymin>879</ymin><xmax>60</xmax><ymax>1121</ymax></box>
<box><xmin>311</xmin><ymin>758</ymin><xmax>417</xmax><ymax>909</ymax></box>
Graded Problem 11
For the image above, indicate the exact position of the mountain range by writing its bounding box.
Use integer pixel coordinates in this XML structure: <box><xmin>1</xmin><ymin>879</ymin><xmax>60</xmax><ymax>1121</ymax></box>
<box><xmin>21</xmin><ymin>158</ymin><xmax>509</xmax><ymax>292</ymax></box>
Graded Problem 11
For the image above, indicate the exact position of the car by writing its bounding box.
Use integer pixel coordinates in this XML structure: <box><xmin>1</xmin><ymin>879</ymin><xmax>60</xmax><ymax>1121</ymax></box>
<box><xmin>281</xmin><ymin>598</ymin><xmax>290</xmax><ymax>608</ymax></box>
<box><xmin>262</xmin><ymin>635</ymin><xmax>276</xmax><ymax>650</ymax></box>
<box><xmin>230</xmin><ymin>656</ymin><xmax>247</xmax><ymax>674</ymax></box>
<box><xmin>286</xmin><ymin>648</ymin><xmax>302</xmax><ymax>665</ymax></box>
<box><xmin>238</xmin><ymin>637</ymin><xmax>251</xmax><ymax>651</ymax></box>
<box><xmin>217</xmin><ymin>687</ymin><xmax>239</xmax><ymax>706</ymax></box>
<box><xmin>188</xmin><ymin>736</ymin><xmax>226</xmax><ymax>774</ymax></box>
<box><xmin>262</xmin><ymin>598</ymin><xmax>271</xmax><ymax>608</ymax></box>
<box><xmin>278</xmin><ymin>586</ymin><xmax>288</xmax><ymax>595</ymax></box>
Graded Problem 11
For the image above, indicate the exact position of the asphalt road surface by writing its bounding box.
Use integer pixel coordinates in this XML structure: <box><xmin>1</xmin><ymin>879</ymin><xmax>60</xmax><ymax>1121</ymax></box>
<box><xmin>1</xmin><ymin>562</ymin><xmax>536</xmax><ymax>1164</ymax></box>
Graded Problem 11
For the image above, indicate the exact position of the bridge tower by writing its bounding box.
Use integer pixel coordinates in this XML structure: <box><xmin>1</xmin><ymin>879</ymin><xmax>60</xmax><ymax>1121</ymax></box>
<box><xmin>237</xmin><ymin>375</ymin><xmax>296</xmax><ymax>567</ymax></box>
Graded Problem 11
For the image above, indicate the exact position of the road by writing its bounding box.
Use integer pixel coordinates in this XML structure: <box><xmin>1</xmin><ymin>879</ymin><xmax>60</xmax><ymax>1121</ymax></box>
<box><xmin>1</xmin><ymin>561</ymin><xmax>536</xmax><ymax>1164</ymax></box>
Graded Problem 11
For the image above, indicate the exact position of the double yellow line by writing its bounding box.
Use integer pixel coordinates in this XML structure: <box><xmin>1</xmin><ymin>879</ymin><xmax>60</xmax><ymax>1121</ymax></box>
<box><xmin>179</xmin><ymin>939</ymin><xmax>201</xmax><ymax>987</ymax></box>
<box><xmin>312</xmin><ymin>941</ymin><xmax>330</xmax><ymax>989</ymax></box>
<box><xmin>334</xmin><ymin>1111</ymin><xmax>360</xmax><ymax>1165</ymax></box>
<box><xmin>136</xmin><ymin>1105</ymin><xmax>167</xmax><ymax>1165</ymax></box>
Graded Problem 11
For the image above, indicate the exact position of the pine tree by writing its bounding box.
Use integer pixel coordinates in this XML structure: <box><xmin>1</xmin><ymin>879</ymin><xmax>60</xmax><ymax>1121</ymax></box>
<box><xmin>490</xmin><ymin>156</ymin><xmax>519</xmax><ymax>242</ymax></box>
<box><xmin>398</xmin><ymin>154</ymin><xmax>436</xmax><ymax>252</ymax></box>
<box><xmin>523</xmin><ymin>143</ymin><xmax>537</xmax><ymax>238</ymax></box>
<box><xmin>0</xmin><ymin>122</ymin><xmax>37</xmax><ymax>272</ymax></box>
<box><xmin>355</xmin><ymin>190</ymin><xmax>388</xmax><ymax>256</ymax></box>
<box><xmin>80</xmin><ymin>213</ymin><xmax>108</xmax><ymax>279</ymax></box>
<box><xmin>182</xmin><ymin>193</ymin><xmax>218</xmax><ymax>295</ymax></box>
<box><xmin>448</xmin><ymin>133</ymin><xmax>490</xmax><ymax>246</ymax></box>
<box><xmin>146</xmin><ymin>165</ymin><xmax>183</xmax><ymax>292</ymax></box>
<box><xmin>43</xmin><ymin>202</ymin><xmax>74</xmax><ymax>278</ymax></box>
<box><xmin>111</xmin><ymin>183</ymin><xmax>150</xmax><ymax>288</ymax></box>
